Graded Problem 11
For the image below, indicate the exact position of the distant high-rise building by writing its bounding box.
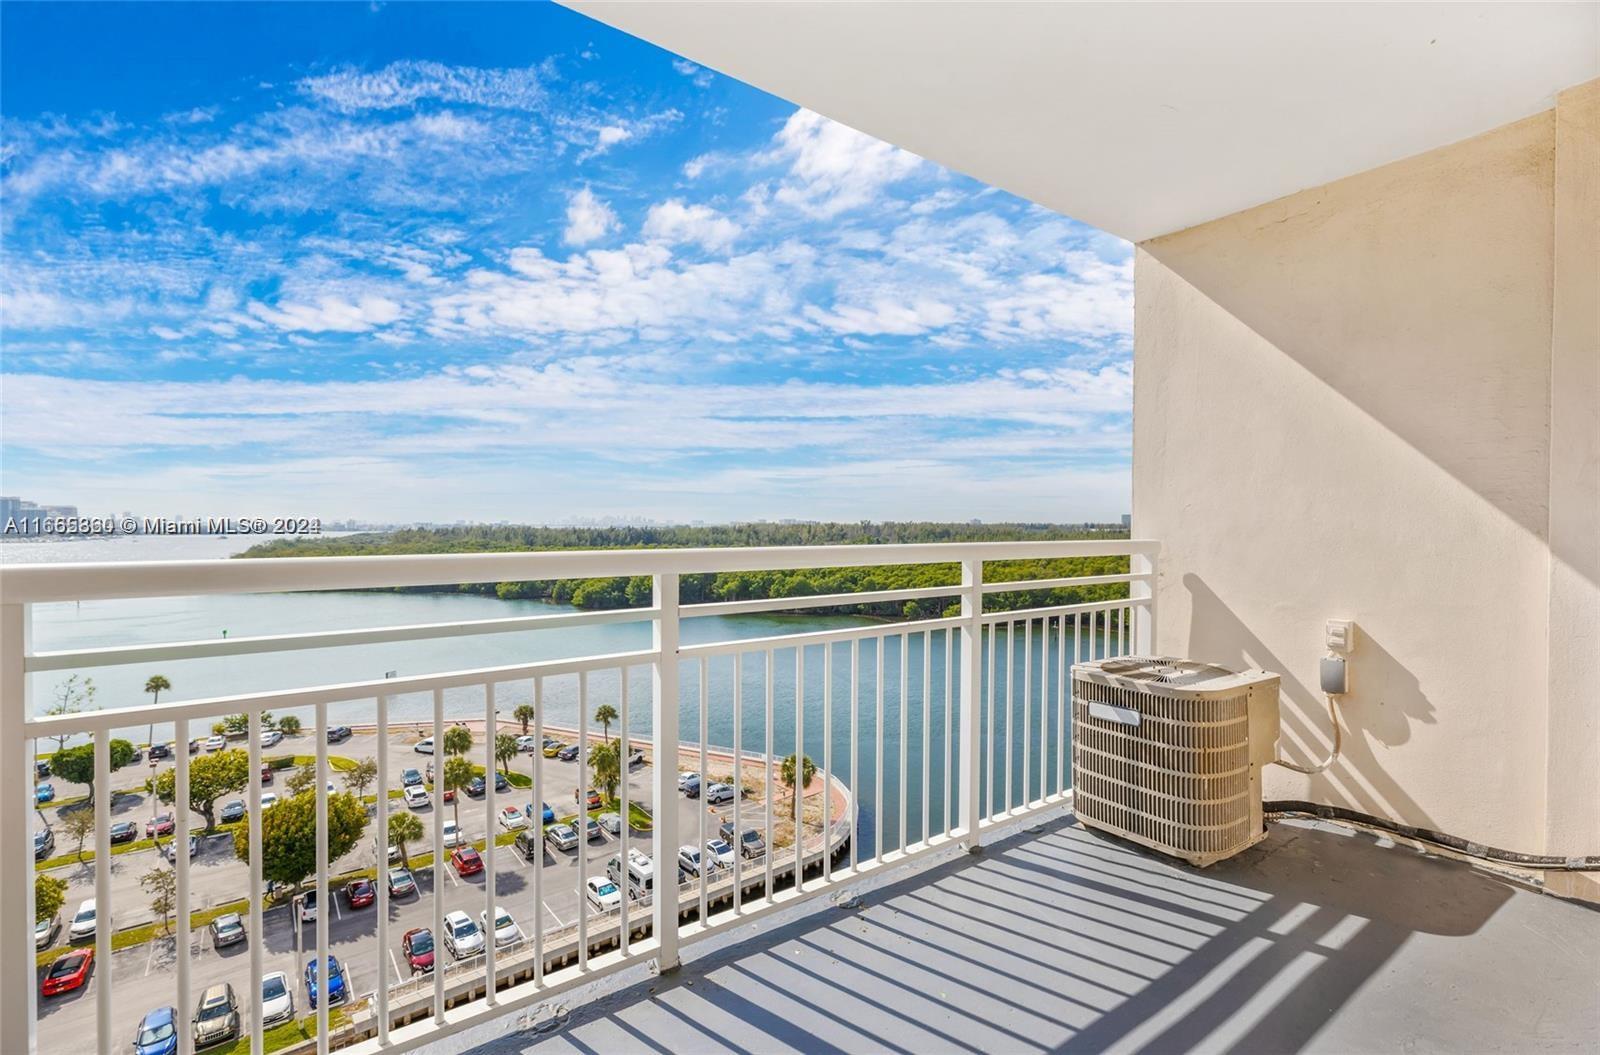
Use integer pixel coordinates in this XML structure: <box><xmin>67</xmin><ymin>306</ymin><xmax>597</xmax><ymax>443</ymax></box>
<box><xmin>1121</xmin><ymin>514</ymin><xmax>1132</xmax><ymax>529</ymax></box>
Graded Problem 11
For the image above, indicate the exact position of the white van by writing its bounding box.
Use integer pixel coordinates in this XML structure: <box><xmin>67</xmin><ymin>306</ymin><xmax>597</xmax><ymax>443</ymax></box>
<box><xmin>607</xmin><ymin>848</ymin><xmax>654</xmax><ymax>899</ymax></box>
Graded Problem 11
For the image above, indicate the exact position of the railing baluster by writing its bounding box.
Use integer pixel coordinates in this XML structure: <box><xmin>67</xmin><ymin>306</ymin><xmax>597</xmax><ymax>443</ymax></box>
<box><xmin>1005</xmin><ymin>620</ymin><xmax>1015</xmax><ymax>815</ymax></box>
<box><xmin>577</xmin><ymin>671</ymin><xmax>589</xmax><ymax>970</ymax></box>
<box><xmin>1057</xmin><ymin>615</ymin><xmax>1067</xmax><ymax>797</ymax></box>
<box><xmin>649</xmin><ymin>574</ymin><xmax>681</xmax><ymax>972</ymax></box>
<box><xmin>374</xmin><ymin>694</ymin><xmax>389</xmax><ymax>1045</ymax></box>
<box><xmin>0</xmin><ymin>602</ymin><xmax>33</xmax><ymax>1055</ymax></box>
<box><xmin>248</xmin><ymin>709</ymin><xmax>266</xmax><ymax>1055</ymax></box>
<box><xmin>945</xmin><ymin>626</ymin><xmax>954</xmax><ymax>837</ymax></box>
<box><xmin>731</xmin><ymin>653</ymin><xmax>742</xmax><ymax>914</ymax></box>
<box><xmin>849</xmin><ymin>639</ymin><xmax>859</xmax><ymax>870</ymax></box>
<box><xmin>430</xmin><ymin>688</ymin><xmax>445</xmax><ymax>1022</ymax></box>
<box><xmin>698</xmin><ymin>659</ymin><xmax>708</xmax><ymax>924</ymax></box>
<box><xmin>822</xmin><ymin>642</ymin><xmax>832</xmax><ymax>882</ymax></box>
<box><xmin>620</xmin><ymin>666</ymin><xmax>631</xmax><ymax>951</ymax></box>
<box><xmin>986</xmin><ymin>613</ymin><xmax>996</xmax><ymax>822</ymax></box>
<box><xmin>763</xmin><ymin>648</ymin><xmax>774</xmax><ymax>901</ymax></box>
<box><xmin>958</xmin><ymin>559</ymin><xmax>983</xmax><ymax>849</ymax></box>
<box><xmin>93</xmin><ymin>730</ymin><xmax>112</xmax><ymax>1055</ymax></box>
<box><xmin>921</xmin><ymin>630</ymin><xmax>931</xmax><ymax>846</ymax></box>
<box><xmin>875</xmin><ymin>637</ymin><xmax>884</xmax><ymax>863</ymax></box>
<box><xmin>794</xmin><ymin>646</ymin><xmax>805</xmax><ymax>892</ymax></box>
<box><xmin>532</xmin><ymin>677</ymin><xmax>544</xmax><ymax>986</ymax></box>
<box><xmin>483</xmin><ymin>682</ymin><xmax>496</xmax><ymax>1004</ymax></box>
<box><xmin>315</xmin><ymin>700</ymin><xmax>329</xmax><ymax>1055</ymax></box>
<box><xmin>898</xmin><ymin>634</ymin><xmax>908</xmax><ymax>853</ymax></box>
<box><xmin>175</xmin><ymin>716</ymin><xmax>193</xmax><ymax>1055</ymax></box>
<box><xmin>1023</xmin><ymin>619</ymin><xmax>1033</xmax><ymax>809</ymax></box>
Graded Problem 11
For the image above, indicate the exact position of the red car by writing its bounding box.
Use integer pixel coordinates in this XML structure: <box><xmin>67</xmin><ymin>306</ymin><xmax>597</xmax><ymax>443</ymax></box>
<box><xmin>260</xmin><ymin>764</ymin><xmax>274</xmax><ymax>785</ymax></box>
<box><xmin>450</xmin><ymin>846</ymin><xmax>483</xmax><ymax>876</ymax></box>
<box><xmin>342</xmin><ymin>878</ymin><xmax>375</xmax><ymax>909</ymax></box>
<box><xmin>146</xmin><ymin>813</ymin><xmax>175</xmax><ymax>837</ymax></box>
<box><xmin>401</xmin><ymin>927</ymin><xmax>435</xmax><ymax>973</ymax></box>
<box><xmin>41</xmin><ymin>948</ymin><xmax>93</xmax><ymax>996</ymax></box>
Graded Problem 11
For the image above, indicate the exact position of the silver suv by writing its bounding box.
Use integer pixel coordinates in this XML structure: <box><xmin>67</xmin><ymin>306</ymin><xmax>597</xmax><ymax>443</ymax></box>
<box><xmin>192</xmin><ymin>983</ymin><xmax>240</xmax><ymax>1048</ymax></box>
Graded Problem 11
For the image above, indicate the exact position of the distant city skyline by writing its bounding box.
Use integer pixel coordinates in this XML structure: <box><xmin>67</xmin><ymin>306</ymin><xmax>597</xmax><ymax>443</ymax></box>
<box><xmin>0</xmin><ymin>3</ymin><xmax>1133</xmax><ymax>523</ymax></box>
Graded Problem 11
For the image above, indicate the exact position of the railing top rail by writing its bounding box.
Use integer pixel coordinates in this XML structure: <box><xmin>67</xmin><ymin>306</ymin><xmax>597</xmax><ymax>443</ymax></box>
<box><xmin>0</xmin><ymin>538</ymin><xmax>1159</xmax><ymax>603</ymax></box>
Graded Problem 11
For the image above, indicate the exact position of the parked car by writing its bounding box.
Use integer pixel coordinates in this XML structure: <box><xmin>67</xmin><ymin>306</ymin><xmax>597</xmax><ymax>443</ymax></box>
<box><xmin>35</xmin><ymin>782</ymin><xmax>55</xmax><ymax>804</ymax></box>
<box><xmin>299</xmin><ymin>890</ymin><xmax>317</xmax><ymax>923</ymax></box>
<box><xmin>343</xmin><ymin>878</ymin><xmax>376</xmax><ymax>909</ymax></box>
<box><xmin>69</xmin><ymin>899</ymin><xmax>98</xmax><ymax>940</ymax></box>
<box><xmin>682</xmin><ymin>774</ymin><xmax>702</xmax><ymax>798</ymax></box>
<box><xmin>545</xmin><ymin>823</ymin><xmax>579</xmax><ymax>852</ymax></box>
<box><xmin>34</xmin><ymin>827</ymin><xmax>55</xmax><ymax>860</ymax></box>
<box><xmin>450</xmin><ymin>846</ymin><xmax>484</xmax><ymax>877</ymax></box>
<box><xmin>706</xmin><ymin>838</ymin><xmax>736</xmax><ymax>870</ymax></box>
<box><xmin>260</xmin><ymin>763</ymin><xmax>273</xmax><ymax>785</ymax></box>
<box><xmin>147</xmin><ymin>813</ymin><xmax>175</xmax><ymax>838</ymax></box>
<box><xmin>442</xmin><ymin>911</ymin><xmax>484</xmax><ymax>959</ymax></box>
<box><xmin>133</xmin><ymin>1005</ymin><xmax>179</xmax><ymax>1055</ymax></box>
<box><xmin>35</xmin><ymin>913</ymin><xmax>61</xmax><ymax>950</ymax></box>
<box><xmin>557</xmin><ymin>744</ymin><xmax>581</xmax><ymax>762</ymax></box>
<box><xmin>678</xmin><ymin>845</ymin><xmax>707</xmax><ymax>877</ymax></box>
<box><xmin>497</xmin><ymin>805</ymin><xmax>528</xmax><ymax>830</ymax></box>
<box><xmin>705</xmin><ymin>782</ymin><xmax>735</xmax><ymax>805</ymax></box>
<box><xmin>583</xmin><ymin>817</ymin><xmax>605</xmax><ymax>842</ymax></box>
<box><xmin>494</xmin><ymin>770</ymin><xmax>509</xmax><ymax>792</ymax></box>
<box><xmin>597</xmin><ymin>811</ymin><xmax>623</xmax><ymax>835</ymax></box>
<box><xmin>303</xmin><ymin>955</ymin><xmax>345</xmax><ymax>1009</ymax></box>
<box><xmin>579</xmin><ymin>788</ymin><xmax>603</xmax><ymax>810</ymax></box>
<box><xmin>678</xmin><ymin>771</ymin><xmax>699</xmax><ymax>791</ymax></box>
<box><xmin>585</xmin><ymin>876</ymin><xmax>622</xmax><ymax>913</ymax></box>
<box><xmin>258</xmin><ymin>792</ymin><xmax>279</xmax><ymax>810</ymax></box>
<box><xmin>326</xmin><ymin>725</ymin><xmax>352</xmax><ymax>744</ymax></box>
<box><xmin>148</xmin><ymin>743</ymin><xmax>172</xmax><ymax>760</ymax></box>
<box><xmin>41</xmin><ymin>948</ymin><xmax>93</xmax><ymax>997</ymax></box>
<box><xmin>513</xmin><ymin>829</ymin><xmax>544</xmax><ymax>862</ymax></box>
<box><xmin>442</xmin><ymin>819</ymin><xmax>463</xmax><ymax>847</ymax></box>
<box><xmin>260</xmin><ymin>972</ymin><xmax>294</xmax><ymax>1028</ymax></box>
<box><xmin>164</xmin><ymin>834</ymin><xmax>199</xmax><ymax>861</ymax></box>
<box><xmin>128</xmin><ymin>746</ymin><xmax>143</xmax><ymax>763</ymax></box>
<box><xmin>542</xmin><ymin>741</ymin><xmax>566</xmax><ymax>758</ymax></box>
<box><xmin>403</xmin><ymin>785</ymin><xmax>430</xmax><ymax>809</ymax></box>
<box><xmin>387</xmin><ymin>866</ymin><xmax>417</xmax><ymax>898</ymax></box>
<box><xmin>219</xmin><ymin>800</ymin><xmax>246</xmax><ymax>824</ymax></box>
<box><xmin>259</xmin><ymin>729</ymin><xmax>284</xmax><ymax>748</ymax></box>
<box><xmin>202</xmin><ymin>734</ymin><xmax>227</xmax><ymax>752</ymax></box>
<box><xmin>413</xmin><ymin>737</ymin><xmax>434</xmax><ymax>754</ymax></box>
<box><xmin>479</xmin><ymin>906</ymin><xmax>520</xmax><ymax>948</ymax></box>
<box><xmin>466</xmin><ymin>775</ymin><xmax>486</xmax><ymax>797</ymax></box>
<box><xmin>626</xmin><ymin>747</ymin><xmax>645</xmax><ymax>767</ymax></box>
<box><xmin>191</xmin><ymin>983</ymin><xmax>239</xmax><ymax>1048</ymax></box>
<box><xmin>402</xmin><ymin>927</ymin><xmax>435</xmax><ymax>973</ymax></box>
<box><xmin>719</xmin><ymin>822</ymin><xmax>766</xmax><ymax>859</ymax></box>
<box><xmin>524</xmin><ymin>800</ymin><xmax>556</xmax><ymax>825</ymax></box>
<box><xmin>608</xmin><ymin>849</ymin><xmax>655</xmax><ymax>900</ymax></box>
<box><xmin>379</xmin><ymin>839</ymin><xmax>401</xmax><ymax>863</ymax></box>
<box><xmin>35</xmin><ymin>758</ymin><xmax>50</xmax><ymax>778</ymax></box>
<box><xmin>188</xmin><ymin>738</ymin><xmax>201</xmax><ymax>755</ymax></box>
<box><xmin>514</xmin><ymin>734</ymin><xmax>539</xmax><ymax>753</ymax></box>
<box><xmin>401</xmin><ymin>766</ymin><xmax>423</xmax><ymax>787</ymax></box>
<box><xmin>209</xmin><ymin>912</ymin><xmax>246</xmax><ymax>948</ymax></box>
<box><xmin>109</xmin><ymin>820</ymin><xmax>139</xmax><ymax>844</ymax></box>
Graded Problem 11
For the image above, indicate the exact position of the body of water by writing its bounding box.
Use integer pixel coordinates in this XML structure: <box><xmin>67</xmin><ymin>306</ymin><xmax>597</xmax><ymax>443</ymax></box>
<box><xmin>20</xmin><ymin>536</ymin><xmax>1123</xmax><ymax>850</ymax></box>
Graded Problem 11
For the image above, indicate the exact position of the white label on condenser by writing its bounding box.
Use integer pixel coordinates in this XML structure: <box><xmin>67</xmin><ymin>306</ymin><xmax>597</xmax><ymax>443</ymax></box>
<box><xmin>1088</xmin><ymin>701</ymin><xmax>1141</xmax><ymax>726</ymax></box>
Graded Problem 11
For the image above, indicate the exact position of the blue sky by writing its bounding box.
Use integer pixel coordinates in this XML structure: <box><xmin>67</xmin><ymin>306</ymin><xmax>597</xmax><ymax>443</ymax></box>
<box><xmin>0</xmin><ymin>2</ymin><xmax>1132</xmax><ymax>524</ymax></box>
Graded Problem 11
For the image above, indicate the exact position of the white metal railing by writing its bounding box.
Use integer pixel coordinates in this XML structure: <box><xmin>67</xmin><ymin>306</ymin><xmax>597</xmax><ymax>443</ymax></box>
<box><xmin>0</xmin><ymin>540</ymin><xmax>1157</xmax><ymax>1055</ymax></box>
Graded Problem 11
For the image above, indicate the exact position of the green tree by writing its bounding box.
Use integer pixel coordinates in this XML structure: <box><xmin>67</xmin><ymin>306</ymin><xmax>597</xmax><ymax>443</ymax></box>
<box><xmin>233</xmin><ymin>789</ymin><xmax>367</xmax><ymax>890</ymax></box>
<box><xmin>43</xmin><ymin>675</ymin><xmax>96</xmax><ymax>754</ymax></box>
<box><xmin>780</xmin><ymin>753</ymin><xmax>817</xmax><ymax>814</ymax></box>
<box><xmin>50</xmin><ymin>739</ymin><xmax>135</xmax><ymax>805</ymax></box>
<box><xmin>388</xmin><ymin>811</ymin><xmax>424</xmax><ymax>866</ymax></box>
<box><xmin>153</xmin><ymin>748</ymin><xmax>248</xmax><ymax>831</ymax></box>
<box><xmin>593</xmin><ymin>703</ymin><xmax>618</xmax><ymax>746</ymax></box>
<box><xmin>143</xmin><ymin>675</ymin><xmax>171</xmax><ymax>759</ymax></box>
<box><xmin>221</xmin><ymin>713</ymin><xmax>250</xmax><ymax>736</ymax></box>
<box><xmin>494</xmin><ymin>733</ymin><xmax>518</xmax><ymax>775</ymax></box>
<box><xmin>590</xmin><ymin>740</ymin><xmax>621</xmax><ymax>802</ymax></box>
<box><xmin>512</xmin><ymin>704</ymin><xmax>536</xmax><ymax>735</ymax></box>
<box><xmin>141</xmin><ymin>866</ymin><xmax>176</xmax><ymax>935</ymax></box>
<box><xmin>443</xmin><ymin>755</ymin><xmax>474</xmax><ymax>828</ymax></box>
<box><xmin>344</xmin><ymin>757</ymin><xmax>378</xmax><ymax>798</ymax></box>
<box><xmin>61</xmin><ymin>808</ymin><xmax>96</xmax><ymax>862</ymax></box>
<box><xmin>36</xmin><ymin>874</ymin><xmax>67</xmax><ymax>923</ymax></box>
<box><xmin>276</xmin><ymin>715</ymin><xmax>302</xmax><ymax>737</ymax></box>
<box><xmin>443</xmin><ymin>726</ymin><xmax>473</xmax><ymax>757</ymax></box>
<box><xmin>285</xmin><ymin>765</ymin><xmax>316</xmax><ymax>796</ymax></box>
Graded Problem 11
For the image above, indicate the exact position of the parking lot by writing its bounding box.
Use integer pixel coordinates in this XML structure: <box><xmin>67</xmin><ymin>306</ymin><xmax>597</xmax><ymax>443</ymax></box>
<box><xmin>32</xmin><ymin>723</ymin><xmax>794</xmax><ymax>1055</ymax></box>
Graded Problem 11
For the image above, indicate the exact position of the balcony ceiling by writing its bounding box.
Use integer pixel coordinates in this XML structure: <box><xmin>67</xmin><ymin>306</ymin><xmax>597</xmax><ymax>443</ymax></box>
<box><xmin>563</xmin><ymin>1</ymin><xmax>1599</xmax><ymax>242</ymax></box>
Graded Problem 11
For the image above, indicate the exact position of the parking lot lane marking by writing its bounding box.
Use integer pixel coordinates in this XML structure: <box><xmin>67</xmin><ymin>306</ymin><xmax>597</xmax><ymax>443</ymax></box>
<box><xmin>389</xmin><ymin>950</ymin><xmax>403</xmax><ymax>985</ymax></box>
<box><xmin>542</xmin><ymin>900</ymin><xmax>566</xmax><ymax>929</ymax></box>
<box><xmin>145</xmin><ymin>937</ymin><xmax>159</xmax><ymax>976</ymax></box>
<box><xmin>332</xmin><ymin>895</ymin><xmax>343</xmax><ymax>922</ymax></box>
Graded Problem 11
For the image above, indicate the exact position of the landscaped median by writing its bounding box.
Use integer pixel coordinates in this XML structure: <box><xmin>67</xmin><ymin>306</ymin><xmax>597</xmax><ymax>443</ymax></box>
<box><xmin>35</xmin><ymin>896</ymin><xmax>251</xmax><ymax>969</ymax></box>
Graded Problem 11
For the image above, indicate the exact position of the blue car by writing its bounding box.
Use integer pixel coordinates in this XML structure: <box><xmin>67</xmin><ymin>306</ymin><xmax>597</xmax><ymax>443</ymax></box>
<box><xmin>304</xmin><ymin>955</ymin><xmax>346</xmax><ymax>1008</ymax></box>
<box><xmin>35</xmin><ymin>783</ymin><xmax>55</xmax><ymax>804</ymax></box>
<box><xmin>525</xmin><ymin>801</ymin><xmax>556</xmax><ymax>825</ymax></box>
<box><xmin>133</xmin><ymin>1005</ymin><xmax>178</xmax><ymax>1055</ymax></box>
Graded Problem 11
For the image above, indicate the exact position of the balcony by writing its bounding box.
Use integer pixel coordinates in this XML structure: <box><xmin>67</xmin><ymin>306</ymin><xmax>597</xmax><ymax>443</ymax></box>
<box><xmin>5</xmin><ymin>540</ymin><xmax>1599</xmax><ymax>1055</ymax></box>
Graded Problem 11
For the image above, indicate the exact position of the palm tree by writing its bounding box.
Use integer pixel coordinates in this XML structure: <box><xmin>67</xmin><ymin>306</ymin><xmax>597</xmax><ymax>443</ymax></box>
<box><xmin>780</xmin><ymin>753</ymin><xmax>817</xmax><ymax>814</ymax></box>
<box><xmin>513</xmin><ymin>704</ymin><xmax>536</xmax><ymax>735</ymax></box>
<box><xmin>593</xmin><ymin>703</ymin><xmax>619</xmax><ymax>746</ymax></box>
<box><xmin>143</xmin><ymin>674</ymin><xmax>171</xmax><ymax>762</ymax></box>
<box><xmin>443</xmin><ymin>756</ymin><xmax>474</xmax><ymax>829</ymax></box>
<box><xmin>590</xmin><ymin>741</ymin><xmax>621</xmax><ymax>803</ymax></box>
<box><xmin>494</xmin><ymin>733</ymin><xmax>517</xmax><ymax>775</ymax></box>
<box><xmin>443</xmin><ymin>726</ymin><xmax>473</xmax><ymax>758</ymax></box>
<box><xmin>388</xmin><ymin>811</ymin><xmax>424</xmax><ymax>866</ymax></box>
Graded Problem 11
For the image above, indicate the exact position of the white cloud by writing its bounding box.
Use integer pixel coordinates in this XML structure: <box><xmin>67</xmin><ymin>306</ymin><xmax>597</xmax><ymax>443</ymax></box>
<box><xmin>642</xmin><ymin>200</ymin><xmax>740</xmax><ymax>253</ymax></box>
<box><xmin>803</xmin><ymin>298</ymin><xmax>957</xmax><ymax>337</ymax></box>
<box><xmin>671</xmin><ymin>59</ymin><xmax>714</xmax><ymax>89</ymax></box>
<box><xmin>246</xmin><ymin>295</ymin><xmax>403</xmax><ymax>333</ymax></box>
<box><xmin>563</xmin><ymin>187</ymin><xmax>618</xmax><ymax>246</ymax></box>
<box><xmin>568</xmin><ymin>109</ymin><xmax>682</xmax><ymax>162</ymax></box>
<box><xmin>766</xmin><ymin>109</ymin><xmax>927</xmax><ymax>217</ymax></box>
<box><xmin>298</xmin><ymin>60</ymin><xmax>547</xmax><ymax>112</ymax></box>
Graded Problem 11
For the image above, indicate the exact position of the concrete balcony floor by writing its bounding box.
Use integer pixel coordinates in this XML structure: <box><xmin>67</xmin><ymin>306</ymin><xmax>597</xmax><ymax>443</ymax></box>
<box><xmin>466</xmin><ymin>814</ymin><xmax>1600</xmax><ymax>1054</ymax></box>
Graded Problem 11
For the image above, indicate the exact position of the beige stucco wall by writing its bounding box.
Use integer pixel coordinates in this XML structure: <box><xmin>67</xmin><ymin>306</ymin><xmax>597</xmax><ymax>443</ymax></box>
<box><xmin>1132</xmin><ymin>82</ymin><xmax>1599</xmax><ymax>874</ymax></box>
